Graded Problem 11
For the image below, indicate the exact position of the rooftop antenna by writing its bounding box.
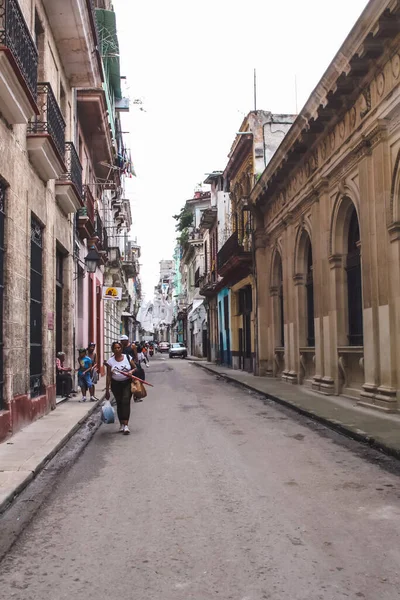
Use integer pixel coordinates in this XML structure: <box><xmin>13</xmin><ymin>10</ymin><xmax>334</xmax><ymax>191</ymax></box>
<box><xmin>295</xmin><ymin>74</ymin><xmax>298</xmax><ymax>115</ymax></box>
<box><xmin>254</xmin><ymin>68</ymin><xmax>257</xmax><ymax>112</ymax></box>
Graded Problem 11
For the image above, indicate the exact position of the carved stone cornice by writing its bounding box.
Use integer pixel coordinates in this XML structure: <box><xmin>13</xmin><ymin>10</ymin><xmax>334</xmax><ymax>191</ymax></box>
<box><xmin>388</xmin><ymin>222</ymin><xmax>400</xmax><ymax>243</ymax></box>
<box><xmin>269</xmin><ymin>285</ymin><xmax>279</xmax><ymax>297</ymax></box>
<box><xmin>329</xmin><ymin>254</ymin><xmax>343</xmax><ymax>269</ymax></box>
<box><xmin>293</xmin><ymin>273</ymin><xmax>304</xmax><ymax>286</ymax></box>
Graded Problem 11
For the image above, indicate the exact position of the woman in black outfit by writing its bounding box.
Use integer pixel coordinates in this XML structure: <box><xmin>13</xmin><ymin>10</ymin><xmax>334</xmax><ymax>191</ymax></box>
<box><xmin>105</xmin><ymin>341</ymin><xmax>136</xmax><ymax>435</ymax></box>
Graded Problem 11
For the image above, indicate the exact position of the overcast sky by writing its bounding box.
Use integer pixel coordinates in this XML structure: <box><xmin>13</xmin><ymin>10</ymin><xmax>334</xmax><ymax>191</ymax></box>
<box><xmin>113</xmin><ymin>0</ymin><xmax>369</xmax><ymax>299</ymax></box>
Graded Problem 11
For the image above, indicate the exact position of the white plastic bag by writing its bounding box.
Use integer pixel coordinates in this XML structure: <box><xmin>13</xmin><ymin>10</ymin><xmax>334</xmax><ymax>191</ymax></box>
<box><xmin>101</xmin><ymin>400</ymin><xmax>115</xmax><ymax>424</ymax></box>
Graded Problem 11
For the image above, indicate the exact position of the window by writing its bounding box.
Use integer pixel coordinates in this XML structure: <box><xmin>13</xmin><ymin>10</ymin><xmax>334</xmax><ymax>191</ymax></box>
<box><xmin>0</xmin><ymin>182</ymin><xmax>5</xmax><ymax>409</ymax></box>
<box><xmin>34</xmin><ymin>11</ymin><xmax>45</xmax><ymax>81</ymax></box>
<box><xmin>305</xmin><ymin>241</ymin><xmax>315</xmax><ymax>347</ymax></box>
<box><xmin>30</xmin><ymin>216</ymin><xmax>43</xmax><ymax>397</ymax></box>
<box><xmin>346</xmin><ymin>208</ymin><xmax>363</xmax><ymax>345</ymax></box>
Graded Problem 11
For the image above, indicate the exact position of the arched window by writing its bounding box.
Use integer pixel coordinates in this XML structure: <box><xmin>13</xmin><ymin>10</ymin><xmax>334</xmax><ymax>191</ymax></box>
<box><xmin>277</xmin><ymin>254</ymin><xmax>284</xmax><ymax>347</ymax></box>
<box><xmin>305</xmin><ymin>240</ymin><xmax>315</xmax><ymax>346</ymax></box>
<box><xmin>346</xmin><ymin>208</ymin><xmax>363</xmax><ymax>345</ymax></box>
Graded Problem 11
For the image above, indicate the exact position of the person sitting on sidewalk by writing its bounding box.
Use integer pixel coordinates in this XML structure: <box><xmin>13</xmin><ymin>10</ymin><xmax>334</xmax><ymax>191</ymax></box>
<box><xmin>77</xmin><ymin>348</ymin><xmax>96</xmax><ymax>403</ymax></box>
<box><xmin>56</xmin><ymin>352</ymin><xmax>73</xmax><ymax>398</ymax></box>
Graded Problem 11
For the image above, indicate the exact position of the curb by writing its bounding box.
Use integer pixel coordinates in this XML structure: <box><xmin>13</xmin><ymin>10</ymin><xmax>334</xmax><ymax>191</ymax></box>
<box><xmin>193</xmin><ymin>362</ymin><xmax>400</xmax><ymax>461</ymax></box>
<box><xmin>0</xmin><ymin>398</ymin><xmax>104</xmax><ymax>514</ymax></box>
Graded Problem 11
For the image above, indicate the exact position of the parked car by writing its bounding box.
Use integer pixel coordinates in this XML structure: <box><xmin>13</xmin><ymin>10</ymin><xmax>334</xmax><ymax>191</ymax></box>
<box><xmin>158</xmin><ymin>342</ymin><xmax>170</xmax><ymax>353</ymax></box>
<box><xmin>169</xmin><ymin>343</ymin><xmax>188</xmax><ymax>359</ymax></box>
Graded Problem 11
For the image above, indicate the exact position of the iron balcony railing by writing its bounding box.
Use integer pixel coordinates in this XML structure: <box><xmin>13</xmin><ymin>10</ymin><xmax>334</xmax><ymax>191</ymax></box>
<box><xmin>59</xmin><ymin>142</ymin><xmax>83</xmax><ymax>198</ymax></box>
<box><xmin>217</xmin><ymin>229</ymin><xmax>250</xmax><ymax>272</ymax></box>
<box><xmin>82</xmin><ymin>185</ymin><xmax>95</xmax><ymax>225</ymax></box>
<box><xmin>0</xmin><ymin>0</ymin><xmax>38</xmax><ymax>101</ymax></box>
<box><xmin>27</xmin><ymin>83</ymin><xmax>66</xmax><ymax>160</ymax></box>
<box><xmin>94</xmin><ymin>211</ymin><xmax>106</xmax><ymax>246</ymax></box>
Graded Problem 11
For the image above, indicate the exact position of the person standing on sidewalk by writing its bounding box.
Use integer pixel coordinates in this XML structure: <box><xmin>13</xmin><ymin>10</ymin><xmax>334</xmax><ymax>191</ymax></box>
<box><xmin>87</xmin><ymin>342</ymin><xmax>99</xmax><ymax>400</ymax></box>
<box><xmin>105</xmin><ymin>341</ymin><xmax>136</xmax><ymax>435</ymax></box>
<box><xmin>77</xmin><ymin>348</ymin><xmax>96</xmax><ymax>403</ymax></box>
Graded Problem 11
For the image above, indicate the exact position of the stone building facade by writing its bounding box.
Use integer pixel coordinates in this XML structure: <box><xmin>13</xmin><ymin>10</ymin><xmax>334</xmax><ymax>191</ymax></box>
<box><xmin>0</xmin><ymin>0</ymin><xmax>137</xmax><ymax>442</ymax></box>
<box><xmin>0</xmin><ymin>0</ymin><xmax>103</xmax><ymax>440</ymax></box>
<box><xmin>250</xmin><ymin>0</ymin><xmax>400</xmax><ymax>411</ymax></box>
<box><xmin>219</xmin><ymin>111</ymin><xmax>295</xmax><ymax>372</ymax></box>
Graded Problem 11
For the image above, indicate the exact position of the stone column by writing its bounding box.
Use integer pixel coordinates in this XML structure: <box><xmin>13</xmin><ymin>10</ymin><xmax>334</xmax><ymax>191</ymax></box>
<box><xmin>357</xmin><ymin>147</ymin><xmax>380</xmax><ymax>405</ymax></box>
<box><xmin>282</xmin><ymin>221</ymin><xmax>297</xmax><ymax>384</ymax></box>
<box><xmin>254</xmin><ymin>229</ymin><xmax>269</xmax><ymax>376</ymax></box>
<box><xmin>367</xmin><ymin>128</ymin><xmax>398</xmax><ymax>409</ymax></box>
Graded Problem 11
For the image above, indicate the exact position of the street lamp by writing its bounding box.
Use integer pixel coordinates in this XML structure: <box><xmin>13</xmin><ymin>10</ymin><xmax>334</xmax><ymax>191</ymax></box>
<box><xmin>84</xmin><ymin>246</ymin><xmax>101</xmax><ymax>273</ymax></box>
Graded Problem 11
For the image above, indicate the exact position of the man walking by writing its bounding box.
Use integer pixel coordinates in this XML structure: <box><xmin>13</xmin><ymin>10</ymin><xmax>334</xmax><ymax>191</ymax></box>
<box><xmin>119</xmin><ymin>335</ymin><xmax>137</xmax><ymax>362</ymax></box>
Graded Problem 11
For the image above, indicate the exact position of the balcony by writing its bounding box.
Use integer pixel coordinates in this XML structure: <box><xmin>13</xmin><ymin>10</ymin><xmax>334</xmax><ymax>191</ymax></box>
<box><xmin>41</xmin><ymin>0</ymin><xmax>101</xmax><ymax>87</ymax></box>
<box><xmin>77</xmin><ymin>89</ymin><xmax>113</xmax><ymax>181</ymax></box>
<box><xmin>200</xmin><ymin>206</ymin><xmax>217</xmax><ymax>230</ymax></box>
<box><xmin>77</xmin><ymin>184</ymin><xmax>96</xmax><ymax>239</ymax></box>
<box><xmin>199</xmin><ymin>270</ymin><xmax>219</xmax><ymax>297</ymax></box>
<box><xmin>56</xmin><ymin>142</ymin><xmax>83</xmax><ymax>215</ymax></box>
<box><xmin>88</xmin><ymin>211</ymin><xmax>108</xmax><ymax>263</ymax></box>
<box><xmin>217</xmin><ymin>230</ymin><xmax>252</xmax><ymax>283</ymax></box>
<box><xmin>0</xmin><ymin>0</ymin><xmax>39</xmax><ymax>123</ymax></box>
<box><xmin>27</xmin><ymin>83</ymin><xmax>66</xmax><ymax>181</ymax></box>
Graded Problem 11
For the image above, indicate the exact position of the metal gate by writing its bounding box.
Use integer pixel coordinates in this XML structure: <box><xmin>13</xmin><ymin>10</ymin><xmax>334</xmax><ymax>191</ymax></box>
<box><xmin>30</xmin><ymin>216</ymin><xmax>43</xmax><ymax>396</ymax></box>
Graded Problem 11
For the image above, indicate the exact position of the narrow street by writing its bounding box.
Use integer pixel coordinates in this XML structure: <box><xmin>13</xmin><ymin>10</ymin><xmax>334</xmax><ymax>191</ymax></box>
<box><xmin>1</xmin><ymin>357</ymin><xmax>400</xmax><ymax>600</ymax></box>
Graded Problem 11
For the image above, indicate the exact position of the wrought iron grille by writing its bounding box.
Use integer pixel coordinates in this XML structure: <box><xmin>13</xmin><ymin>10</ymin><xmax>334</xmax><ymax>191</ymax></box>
<box><xmin>27</xmin><ymin>82</ymin><xmax>65</xmax><ymax>160</ymax></box>
<box><xmin>94</xmin><ymin>211</ymin><xmax>103</xmax><ymax>244</ymax></box>
<box><xmin>0</xmin><ymin>0</ymin><xmax>38</xmax><ymax>101</ymax></box>
<box><xmin>30</xmin><ymin>215</ymin><xmax>43</xmax><ymax>398</ymax></box>
<box><xmin>217</xmin><ymin>230</ymin><xmax>249</xmax><ymax>272</ymax></box>
<box><xmin>59</xmin><ymin>142</ymin><xmax>83</xmax><ymax>198</ymax></box>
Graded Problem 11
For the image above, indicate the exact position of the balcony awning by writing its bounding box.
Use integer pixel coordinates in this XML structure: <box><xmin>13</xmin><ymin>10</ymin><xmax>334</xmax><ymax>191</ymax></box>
<box><xmin>95</xmin><ymin>8</ymin><xmax>122</xmax><ymax>99</ymax></box>
<box><xmin>188</xmin><ymin>299</ymin><xmax>204</xmax><ymax>321</ymax></box>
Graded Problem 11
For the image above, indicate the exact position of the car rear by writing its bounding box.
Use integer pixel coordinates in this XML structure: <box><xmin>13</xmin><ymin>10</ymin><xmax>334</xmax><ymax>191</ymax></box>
<box><xmin>169</xmin><ymin>343</ymin><xmax>187</xmax><ymax>359</ymax></box>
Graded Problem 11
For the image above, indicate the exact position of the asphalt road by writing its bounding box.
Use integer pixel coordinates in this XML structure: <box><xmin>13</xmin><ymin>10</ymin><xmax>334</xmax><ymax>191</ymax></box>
<box><xmin>1</xmin><ymin>357</ymin><xmax>400</xmax><ymax>600</ymax></box>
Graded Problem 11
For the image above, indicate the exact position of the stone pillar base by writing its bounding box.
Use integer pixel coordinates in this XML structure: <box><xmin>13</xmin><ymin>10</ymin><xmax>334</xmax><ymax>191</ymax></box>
<box><xmin>318</xmin><ymin>376</ymin><xmax>335</xmax><ymax>395</ymax></box>
<box><xmin>358</xmin><ymin>385</ymin><xmax>398</xmax><ymax>413</ymax></box>
<box><xmin>282</xmin><ymin>370</ymin><xmax>298</xmax><ymax>384</ymax></box>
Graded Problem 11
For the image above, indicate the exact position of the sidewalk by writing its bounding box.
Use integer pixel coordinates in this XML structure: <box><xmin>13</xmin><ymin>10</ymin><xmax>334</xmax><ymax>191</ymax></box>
<box><xmin>193</xmin><ymin>362</ymin><xmax>400</xmax><ymax>458</ymax></box>
<box><xmin>0</xmin><ymin>378</ymin><xmax>107</xmax><ymax>513</ymax></box>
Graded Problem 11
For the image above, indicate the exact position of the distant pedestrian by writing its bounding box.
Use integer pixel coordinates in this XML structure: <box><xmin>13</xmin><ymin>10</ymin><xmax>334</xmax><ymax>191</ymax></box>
<box><xmin>87</xmin><ymin>342</ymin><xmax>99</xmax><ymax>398</ymax></box>
<box><xmin>77</xmin><ymin>348</ymin><xmax>96</xmax><ymax>403</ymax></box>
<box><xmin>105</xmin><ymin>341</ymin><xmax>136</xmax><ymax>435</ymax></box>
<box><xmin>137</xmin><ymin>345</ymin><xmax>150</xmax><ymax>368</ymax></box>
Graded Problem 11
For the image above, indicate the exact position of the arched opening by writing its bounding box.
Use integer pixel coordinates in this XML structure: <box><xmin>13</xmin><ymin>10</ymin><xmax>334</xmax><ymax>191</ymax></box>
<box><xmin>274</xmin><ymin>253</ymin><xmax>284</xmax><ymax>348</ymax></box>
<box><xmin>346</xmin><ymin>207</ymin><xmax>363</xmax><ymax>345</ymax></box>
<box><xmin>305</xmin><ymin>239</ymin><xmax>315</xmax><ymax>347</ymax></box>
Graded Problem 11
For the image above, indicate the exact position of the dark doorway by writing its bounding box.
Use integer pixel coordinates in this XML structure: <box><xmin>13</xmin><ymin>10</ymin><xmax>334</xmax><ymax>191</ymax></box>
<box><xmin>56</xmin><ymin>250</ymin><xmax>63</xmax><ymax>354</ymax></box>
<box><xmin>305</xmin><ymin>241</ymin><xmax>315</xmax><ymax>347</ymax></box>
<box><xmin>276</xmin><ymin>255</ymin><xmax>284</xmax><ymax>347</ymax></box>
<box><xmin>202</xmin><ymin>329</ymin><xmax>208</xmax><ymax>358</ymax></box>
<box><xmin>0</xmin><ymin>183</ymin><xmax>5</xmax><ymax>409</ymax></box>
<box><xmin>346</xmin><ymin>208</ymin><xmax>363</xmax><ymax>345</ymax></box>
<box><xmin>239</xmin><ymin>285</ymin><xmax>252</xmax><ymax>371</ymax></box>
<box><xmin>96</xmin><ymin>282</ymin><xmax>101</xmax><ymax>366</ymax></box>
<box><xmin>30</xmin><ymin>216</ymin><xmax>43</xmax><ymax>397</ymax></box>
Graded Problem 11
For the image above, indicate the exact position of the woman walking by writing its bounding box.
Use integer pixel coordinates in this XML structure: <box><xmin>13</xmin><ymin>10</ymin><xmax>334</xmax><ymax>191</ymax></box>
<box><xmin>105</xmin><ymin>341</ymin><xmax>136</xmax><ymax>435</ymax></box>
